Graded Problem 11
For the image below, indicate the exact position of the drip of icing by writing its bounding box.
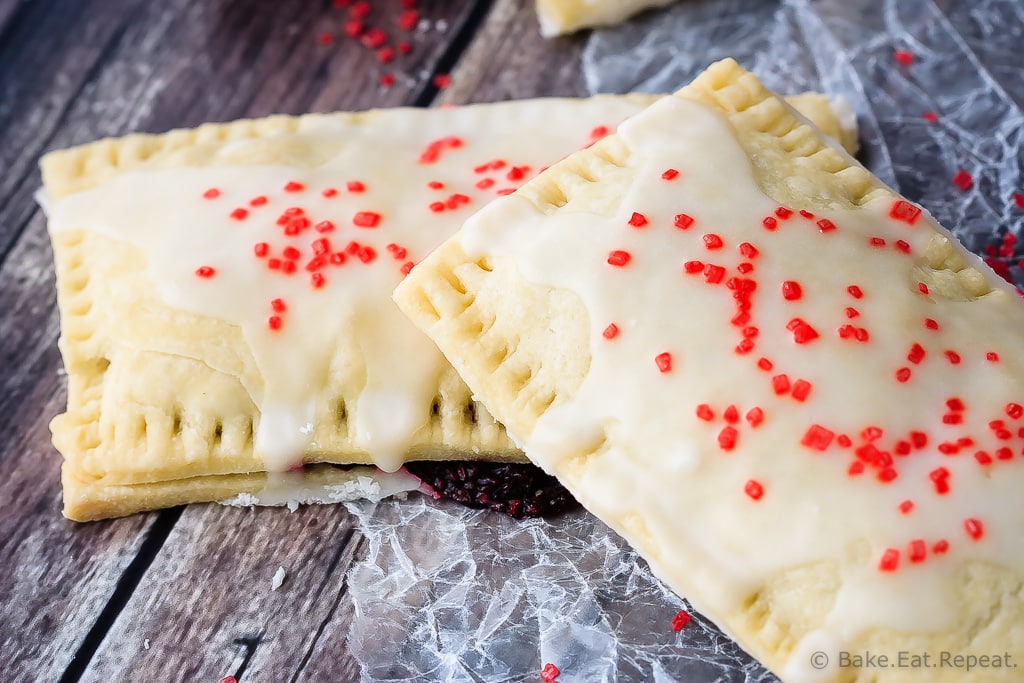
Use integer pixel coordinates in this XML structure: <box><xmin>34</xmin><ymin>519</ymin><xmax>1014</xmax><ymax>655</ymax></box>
<box><xmin>45</xmin><ymin>99</ymin><xmax>651</xmax><ymax>471</ymax></box>
<box><xmin>459</xmin><ymin>96</ymin><xmax>1024</xmax><ymax>675</ymax></box>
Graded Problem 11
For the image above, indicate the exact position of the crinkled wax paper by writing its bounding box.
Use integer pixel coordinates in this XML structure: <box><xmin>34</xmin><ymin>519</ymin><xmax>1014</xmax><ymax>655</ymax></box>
<box><xmin>345</xmin><ymin>2</ymin><xmax>1024</xmax><ymax>681</ymax></box>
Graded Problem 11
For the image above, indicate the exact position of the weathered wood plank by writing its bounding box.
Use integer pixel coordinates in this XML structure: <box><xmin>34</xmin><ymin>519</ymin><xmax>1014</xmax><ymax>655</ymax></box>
<box><xmin>441</xmin><ymin>0</ymin><xmax>591</xmax><ymax>104</ymax></box>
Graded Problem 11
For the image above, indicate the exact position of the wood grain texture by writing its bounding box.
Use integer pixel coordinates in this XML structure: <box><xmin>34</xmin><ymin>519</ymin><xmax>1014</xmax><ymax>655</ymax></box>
<box><xmin>0</xmin><ymin>0</ymin><xmax>579</xmax><ymax>681</ymax></box>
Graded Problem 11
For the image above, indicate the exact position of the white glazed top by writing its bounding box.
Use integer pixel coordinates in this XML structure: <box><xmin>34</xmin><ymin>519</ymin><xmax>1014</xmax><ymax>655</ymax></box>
<box><xmin>460</xmin><ymin>96</ymin><xmax>1024</xmax><ymax>678</ymax></box>
<box><xmin>46</xmin><ymin>99</ymin><xmax>647</xmax><ymax>471</ymax></box>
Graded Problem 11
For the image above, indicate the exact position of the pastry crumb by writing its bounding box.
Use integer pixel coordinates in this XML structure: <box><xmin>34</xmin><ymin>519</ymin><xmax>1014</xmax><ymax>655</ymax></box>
<box><xmin>272</xmin><ymin>566</ymin><xmax>286</xmax><ymax>591</ymax></box>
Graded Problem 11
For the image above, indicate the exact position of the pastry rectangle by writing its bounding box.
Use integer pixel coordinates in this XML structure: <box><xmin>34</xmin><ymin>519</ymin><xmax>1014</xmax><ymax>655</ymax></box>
<box><xmin>42</xmin><ymin>92</ymin><xmax>853</xmax><ymax>522</ymax></box>
<box><xmin>395</xmin><ymin>59</ymin><xmax>1024</xmax><ymax>681</ymax></box>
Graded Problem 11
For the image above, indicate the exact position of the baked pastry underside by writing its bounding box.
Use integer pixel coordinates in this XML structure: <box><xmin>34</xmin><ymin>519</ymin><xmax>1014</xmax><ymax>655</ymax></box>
<box><xmin>395</xmin><ymin>59</ymin><xmax>1024</xmax><ymax>682</ymax></box>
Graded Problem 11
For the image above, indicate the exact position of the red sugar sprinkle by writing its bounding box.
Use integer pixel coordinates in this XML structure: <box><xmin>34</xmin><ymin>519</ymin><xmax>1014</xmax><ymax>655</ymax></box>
<box><xmin>723</xmin><ymin>405</ymin><xmax>739</xmax><ymax>424</ymax></box>
<box><xmin>799</xmin><ymin>210</ymin><xmax>814</xmax><ymax>219</ymax></box>
<box><xmin>781</xmin><ymin>280</ymin><xmax>802</xmax><ymax>301</ymax></box>
<box><xmin>757</xmin><ymin>358</ymin><xmax>773</xmax><ymax>371</ymax></box>
<box><xmin>703</xmin><ymin>264</ymin><xmax>725</xmax><ymax>284</ymax></box>
<box><xmin>703</xmin><ymin>234</ymin><xmax>723</xmax><ymax>250</ymax></box>
<box><xmin>250</xmin><ymin>195</ymin><xmax>269</xmax><ymax>206</ymax></box>
<box><xmin>254</xmin><ymin>242</ymin><xmax>269</xmax><ymax>257</ymax></box>
<box><xmin>268</xmin><ymin>315</ymin><xmax>283</xmax><ymax>331</ymax></box>
<box><xmin>361</xmin><ymin>27</ymin><xmax>387</xmax><ymax>49</ymax></box>
<box><xmin>894</xmin><ymin>240</ymin><xmax>911</xmax><ymax>253</ymax></box>
<box><xmin>917</xmin><ymin>282</ymin><xmax>930</xmax><ymax>295</ymax></box>
<box><xmin>378</xmin><ymin>73</ymin><xmax>396</xmax><ymax>88</ymax></box>
<box><xmin>432</xmin><ymin>73</ymin><xmax>452</xmax><ymax>89</ymax></box>
<box><xmin>746</xmin><ymin>407</ymin><xmax>764</xmax><ymax>427</ymax></box>
<box><xmin>845</xmin><ymin>307</ymin><xmax>859</xmax><ymax>319</ymax></box>
<box><xmin>349</xmin><ymin>0</ymin><xmax>370</xmax><ymax>17</ymax></box>
<box><xmin>343</xmin><ymin>19</ymin><xmax>363</xmax><ymax>37</ymax></box>
<box><xmin>400</xmin><ymin>261</ymin><xmax>415</xmax><ymax>275</ymax></box>
<box><xmin>790</xmin><ymin>320</ymin><xmax>819</xmax><ymax>344</ymax></box>
<box><xmin>281</xmin><ymin>261</ymin><xmax>296</xmax><ymax>276</ymax></box>
<box><xmin>801</xmin><ymin>424</ymin><xmax>834</xmax><ymax>451</ymax></box>
<box><xmin>946</xmin><ymin>397</ymin><xmax>965</xmax><ymax>411</ymax></box>
<box><xmin>930</xmin><ymin>467</ymin><xmax>951</xmax><ymax>495</ymax></box>
<box><xmin>429</xmin><ymin>201</ymin><xmax>445</xmax><ymax>213</ymax></box>
<box><xmin>848</xmin><ymin>460</ymin><xmax>864</xmax><ymax>475</ymax></box>
<box><xmin>311</xmin><ymin>272</ymin><xmax>326</xmax><ymax>288</ymax></box>
<box><xmin>737</xmin><ymin>262</ymin><xmax>754</xmax><ymax>274</ymax></box>
<box><xmin>889</xmin><ymin>200</ymin><xmax>921</xmax><ymax>224</ymax></box>
<box><xmin>628</xmin><ymin>211</ymin><xmax>649</xmax><ymax>228</ymax></box>
<box><xmin>674</xmin><ymin>213</ymin><xmax>695</xmax><ymax>230</ymax></box>
<box><xmin>683</xmin><ymin>260</ymin><xmax>704</xmax><ymax>274</ymax></box>
<box><xmin>347</xmin><ymin>181</ymin><xmax>366</xmax><ymax>193</ymax></box>
<box><xmin>590</xmin><ymin>125</ymin><xmax>609</xmax><ymax>139</ymax></box>
<box><xmin>924</xmin><ymin>318</ymin><xmax>939</xmax><ymax>330</ymax></box>
<box><xmin>869</xmin><ymin>237</ymin><xmax>886</xmax><ymax>247</ymax></box>
<box><xmin>772</xmin><ymin>374</ymin><xmax>791</xmax><ymax>395</ymax></box>
<box><xmin>202</xmin><ymin>188</ymin><xmax>221</xmax><ymax>199</ymax></box>
<box><xmin>230</xmin><ymin>208</ymin><xmax>249</xmax><ymax>221</ymax></box>
<box><xmin>911</xmin><ymin>431</ymin><xmax>928</xmax><ymax>449</ymax></box>
<box><xmin>662</xmin><ymin>168</ymin><xmax>680</xmax><ymax>180</ymax></box>
<box><xmin>696</xmin><ymin>404</ymin><xmax>714</xmax><ymax>421</ymax></box>
<box><xmin>220</xmin><ymin>677</ymin><xmax>238</xmax><ymax>683</ymax></box>
<box><xmin>1007</xmin><ymin>403</ymin><xmax>1024</xmax><ymax>419</ymax></box>
<box><xmin>997</xmin><ymin>447</ymin><xmax>1013</xmax><ymax>460</ymax></box>
<box><xmin>1014</xmin><ymin>193</ymin><xmax>1024</xmax><ymax>209</ymax></box>
<box><xmin>933</xmin><ymin>540</ymin><xmax>950</xmax><ymax>554</ymax></box>
<box><xmin>895</xmin><ymin>440</ymin><xmax>911</xmax><ymax>455</ymax></box>
<box><xmin>734</xmin><ymin>338</ymin><xmax>754</xmax><ymax>355</ymax></box>
<box><xmin>895</xmin><ymin>367</ymin><xmax>912</xmax><ymax>383</ymax></box>
<box><xmin>284</xmin><ymin>181</ymin><xmax>305</xmax><ymax>193</ymax></box>
<box><xmin>476</xmin><ymin>178</ymin><xmax>495</xmax><ymax>190</ymax></box>
<box><xmin>964</xmin><ymin>518</ymin><xmax>984</xmax><ymax>540</ymax></box>
<box><xmin>907</xmin><ymin>343</ymin><xmax>925</xmax><ymax>364</ymax></box>
<box><xmin>718</xmin><ymin>426</ymin><xmax>738</xmax><ymax>451</ymax></box>
<box><xmin>267</xmin><ymin>258</ymin><xmax>281</xmax><ymax>270</ymax></box>
<box><xmin>952</xmin><ymin>169</ymin><xmax>973</xmax><ymax>191</ymax></box>
<box><xmin>878</xmin><ymin>467</ymin><xmax>898</xmax><ymax>483</ymax></box>
<box><xmin>791</xmin><ymin>379</ymin><xmax>811</xmax><ymax>402</ymax></box>
<box><xmin>899</xmin><ymin>500</ymin><xmax>914</xmax><ymax>514</ymax></box>
<box><xmin>608</xmin><ymin>250</ymin><xmax>631</xmax><ymax>267</ymax></box>
<box><xmin>195</xmin><ymin>266</ymin><xmax>216</xmax><ymax>278</ymax></box>
<box><xmin>944</xmin><ymin>350</ymin><xmax>961</xmax><ymax>365</ymax></box>
<box><xmin>602</xmin><ymin>323</ymin><xmax>619</xmax><ymax>340</ymax></box>
<box><xmin>908</xmin><ymin>539</ymin><xmax>927</xmax><ymax>563</ymax></box>
<box><xmin>655</xmin><ymin>352</ymin><xmax>673</xmax><ymax>373</ymax></box>
<box><xmin>398</xmin><ymin>9</ymin><xmax>419</xmax><ymax>31</ymax></box>
<box><xmin>816</xmin><ymin>218</ymin><xmax>836</xmax><ymax>233</ymax></box>
<box><xmin>427</xmin><ymin>181</ymin><xmax>445</xmax><ymax>190</ymax></box>
<box><xmin>878</xmin><ymin>548</ymin><xmax>900</xmax><ymax>572</ymax></box>
<box><xmin>975</xmin><ymin>450</ymin><xmax>993</xmax><ymax>465</ymax></box>
<box><xmin>738</xmin><ymin>242</ymin><xmax>759</xmax><ymax>259</ymax></box>
<box><xmin>893</xmin><ymin>49</ymin><xmax>914</xmax><ymax>65</ymax></box>
<box><xmin>353</xmin><ymin>211</ymin><xmax>381</xmax><ymax>228</ymax></box>
<box><xmin>762</xmin><ymin>216</ymin><xmax>778</xmax><ymax>230</ymax></box>
<box><xmin>356</xmin><ymin>246</ymin><xmax>377</xmax><ymax>263</ymax></box>
<box><xmin>671</xmin><ymin>610</ymin><xmax>691</xmax><ymax>632</ymax></box>
<box><xmin>922</xmin><ymin>111</ymin><xmax>938</xmax><ymax>123</ymax></box>
<box><xmin>775</xmin><ymin>207</ymin><xmax>793</xmax><ymax>219</ymax></box>
<box><xmin>315</xmin><ymin>220</ymin><xmax>335</xmax><ymax>234</ymax></box>
<box><xmin>744</xmin><ymin>479</ymin><xmax>764</xmax><ymax>500</ymax></box>
<box><xmin>282</xmin><ymin>246</ymin><xmax>301</xmax><ymax>261</ymax></box>
<box><xmin>271</xmin><ymin>298</ymin><xmax>286</xmax><ymax>313</ymax></box>
<box><xmin>847</xmin><ymin>285</ymin><xmax>863</xmax><ymax>299</ymax></box>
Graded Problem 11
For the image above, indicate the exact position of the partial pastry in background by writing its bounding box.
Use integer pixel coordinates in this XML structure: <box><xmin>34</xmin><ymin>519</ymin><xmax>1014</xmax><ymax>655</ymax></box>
<box><xmin>535</xmin><ymin>0</ymin><xmax>678</xmax><ymax>36</ymax></box>
<box><xmin>41</xmin><ymin>91</ymin><xmax>854</xmax><ymax>522</ymax></box>
<box><xmin>395</xmin><ymin>58</ymin><xmax>1023</xmax><ymax>681</ymax></box>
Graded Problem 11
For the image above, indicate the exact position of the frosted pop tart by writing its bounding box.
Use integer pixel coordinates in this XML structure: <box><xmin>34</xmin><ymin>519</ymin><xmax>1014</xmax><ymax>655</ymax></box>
<box><xmin>395</xmin><ymin>59</ymin><xmax>1024</xmax><ymax>681</ymax></box>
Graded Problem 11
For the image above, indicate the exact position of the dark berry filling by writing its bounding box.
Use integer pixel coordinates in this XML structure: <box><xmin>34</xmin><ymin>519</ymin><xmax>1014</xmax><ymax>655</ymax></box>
<box><xmin>404</xmin><ymin>460</ymin><xmax>579</xmax><ymax>518</ymax></box>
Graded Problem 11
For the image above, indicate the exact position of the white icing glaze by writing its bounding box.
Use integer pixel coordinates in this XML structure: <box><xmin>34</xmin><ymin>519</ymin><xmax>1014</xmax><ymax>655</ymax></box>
<box><xmin>46</xmin><ymin>98</ymin><xmax>649</xmax><ymax>470</ymax></box>
<box><xmin>459</xmin><ymin>96</ymin><xmax>1024</xmax><ymax>676</ymax></box>
<box><xmin>218</xmin><ymin>467</ymin><xmax>421</xmax><ymax>507</ymax></box>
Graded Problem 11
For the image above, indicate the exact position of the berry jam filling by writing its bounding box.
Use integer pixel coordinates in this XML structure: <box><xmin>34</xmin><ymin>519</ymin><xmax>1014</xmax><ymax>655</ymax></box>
<box><xmin>404</xmin><ymin>460</ymin><xmax>579</xmax><ymax>518</ymax></box>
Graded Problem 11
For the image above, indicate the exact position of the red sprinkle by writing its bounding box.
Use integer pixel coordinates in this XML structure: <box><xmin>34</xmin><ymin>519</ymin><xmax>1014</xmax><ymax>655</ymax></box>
<box><xmin>889</xmin><ymin>200</ymin><xmax>921</xmax><ymax>224</ymax></box>
<box><xmin>933</xmin><ymin>540</ymin><xmax>950</xmax><ymax>554</ymax></box>
<box><xmin>723</xmin><ymin>404</ymin><xmax>739</xmax><ymax>424</ymax></box>
<box><xmin>762</xmin><ymin>216</ymin><xmax>778</xmax><ymax>230</ymax></box>
<box><xmin>432</xmin><ymin>73</ymin><xmax>452</xmax><ymax>89</ymax></box>
<box><xmin>917</xmin><ymin>282</ymin><xmax>930</xmax><ymax>295</ymax></box>
<box><xmin>893</xmin><ymin>49</ymin><xmax>914</xmax><ymax>65</ymax></box>
<box><xmin>791</xmin><ymin>380</ymin><xmax>811</xmax><ymax>402</ymax></box>
<box><xmin>924</xmin><ymin>318</ymin><xmax>939</xmax><ymax>330</ymax></box>
<box><xmin>895</xmin><ymin>367</ymin><xmax>912</xmax><ymax>383</ymax></box>
<box><xmin>1007</xmin><ymin>403</ymin><xmax>1024</xmax><ymax>419</ymax></box>
<box><xmin>878</xmin><ymin>548</ymin><xmax>900</xmax><ymax>571</ymax></box>
<box><xmin>195</xmin><ymin>266</ymin><xmax>216</xmax><ymax>278</ymax></box>
<box><xmin>801</xmin><ymin>424</ymin><xmax>834</xmax><ymax>451</ymax></box>
<box><xmin>602</xmin><ymin>323</ymin><xmax>619</xmax><ymax>339</ymax></box>
<box><xmin>628</xmin><ymin>212</ymin><xmax>648</xmax><ymax>228</ymax></box>
<box><xmin>898</xmin><ymin>500</ymin><xmax>914</xmax><ymax>514</ymax></box>
<box><xmin>816</xmin><ymin>218</ymin><xmax>836</xmax><ymax>233</ymax></box>
<box><xmin>353</xmin><ymin>211</ymin><xmax>381</xmax><ymax>228</ymax></box>
<box><xmin>671</xmin><ymin>610</ymin><xmax>691</xmax><ymax>632</ymax></box>
<box><xmin>988</xmin><ymin>352</ymin><xmax>1001</xmax><ymax>362</ymax></box>
<box><xmin>683</xmin><ymin>260</ymin><xmax>704</xmax><ymax>274</ymax></box>
<box><xmin>268</xmin><ymin>315</ymin><xmax>283</xmax><ymax>331</ymax></box>
<box><xmin>869</xmin><ymin>237</ymin><xmax>887</xmax><ymax>247</ymax></box>
<box><xmin>202</xmin><ymin>188</ymin><xmax>221</xmax><ymax>199</ymax></box>
<box><xmin>799</xmin><ymin>210</ymin><xmax>815</xmax><ymax>219</ymax></box>
<box><xmin>952</xmin><ymin>169</ymin><xmax>973</xmax><ymax>191</ymax></box>
<box><xmin>608</xmin><ymin>250</ymin><xmax>631</xmax><ymax>267</ymax></box>
<box><xmin>540</xmin><ymin>663</ymin><xmax>560</xmax><ymax>683</ymax></box>
<box><xmin>775</xmin><ymin>207</ymin><xmax>793</xmax><ymax>219</ymax></box>
<box><xmin>284</xmin><ymin>181</ymin><xmax>305</xmax><ymax>193</ymax></box>
<box><xmin>718</xmin><ymin>426</ymin><xmax>738</xmax><ymax>451</ymax></box>
<box><xmin>744</xmin><ymin>479</ymin><xmax>764</xmax><ymax>500</ymax></box>
<box><xmin>703</xmin><ymin>234</ymin><xmax>724</xmax><ymax>250</ymax></box>
<box><xmin>220</xmin><ymin>677</ymin><xmax>238</xmax><ymax>683</ymax></box>
<box><xmin>847</xmin><ymin>285</ymin><xmax>864</xmax><ymax>299</ymax></box>
<box><xmin>945</xmin><ymin>350</ymin><xmax>961</xmax><ymax>365</ymax></box>
<box><xmin>674</xmin><ymin>213</ymin><xmax>695</xmax><ymax>230</ymax></box>
<box><xmin>655</xmin><ymin>352</ymin><xmax>673</xmax><ymax>373</ymax></box>
<box><xmin>315</xmin><ymin>220</ymin><xmax>336</xmax><ymax>234</ymax></box>
<box><xmin>696</xmin><ymin>404</ymin><xmax>714</xmax><ymax>421</ymax></box>
<box><xmin>703</xmin><ymin>264</ymin><xmax>725</xmax><ymax>284</ymax></box>
<box><xmin>922</xmin><ymin>111</ymin><xmax>938</xmax><ymax>123</ymax></box>
<box><xmin>746</xmin><ymin>407</ymin><xmax>764</xmax><ymax>427</ymax></box>
<box><xmin>757</xmin><ymin>358</ymin><xmax>773</xmax><ymax>371</ymax></box>
<box><xmin>772</xmin><ymin>374</ymin><xmax>791</xmax><ymax>395</ymax></box>
<box><xmin>964</xmin><ymin>518</ymin><xmax>984</xmax><ymax>540</ymax></box>
<box><xmin>908</xmin><ymin>539</ymin><xmax>927</xmax><ymax>563</ymax></box>
<box><xmin>1014</xmin><ymin>193</ymin><xmax>1024</xmax><ymax>209</ymax></box>
<box><xmin>230</xmin><ymin>208</ymin><xmax>249</xmax><ymax>221</ymax></box>
<box><xmin>661</xmin><ymin>168</ymin><xmax>680</xmax><ymax>180</ymax></box>
<box><xmin>738</xmin><ymin>242</ymin><xmax>759</xmax><ymax>259</ymax></box>
<box><xmin>253</xmin><ymin>242</ymin><xmax>269</xmax><ymax>257</ymax></box>
<box><xmin>781</xmin><ymin>280</ymin><xmax>802</xmax><ymax>301</ymax></box>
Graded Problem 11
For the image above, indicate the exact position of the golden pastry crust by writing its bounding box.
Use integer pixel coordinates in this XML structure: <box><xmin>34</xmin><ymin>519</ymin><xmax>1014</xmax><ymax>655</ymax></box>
<box><xmin>395</xmin><ymin>59</ymin><xmax>1023</xmax><ymax>681</ymax></box>
<box><xmin>534</xmin><ymin>0</ymin><xmax>677</xmax><ymax>36</ymax></box>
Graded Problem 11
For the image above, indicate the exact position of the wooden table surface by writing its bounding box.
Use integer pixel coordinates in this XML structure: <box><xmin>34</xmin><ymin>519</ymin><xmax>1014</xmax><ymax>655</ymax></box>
<box><xmin>0</xmin><ymin>1</ymin><xmax>594</xmax><ymax>680</ymax></box>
